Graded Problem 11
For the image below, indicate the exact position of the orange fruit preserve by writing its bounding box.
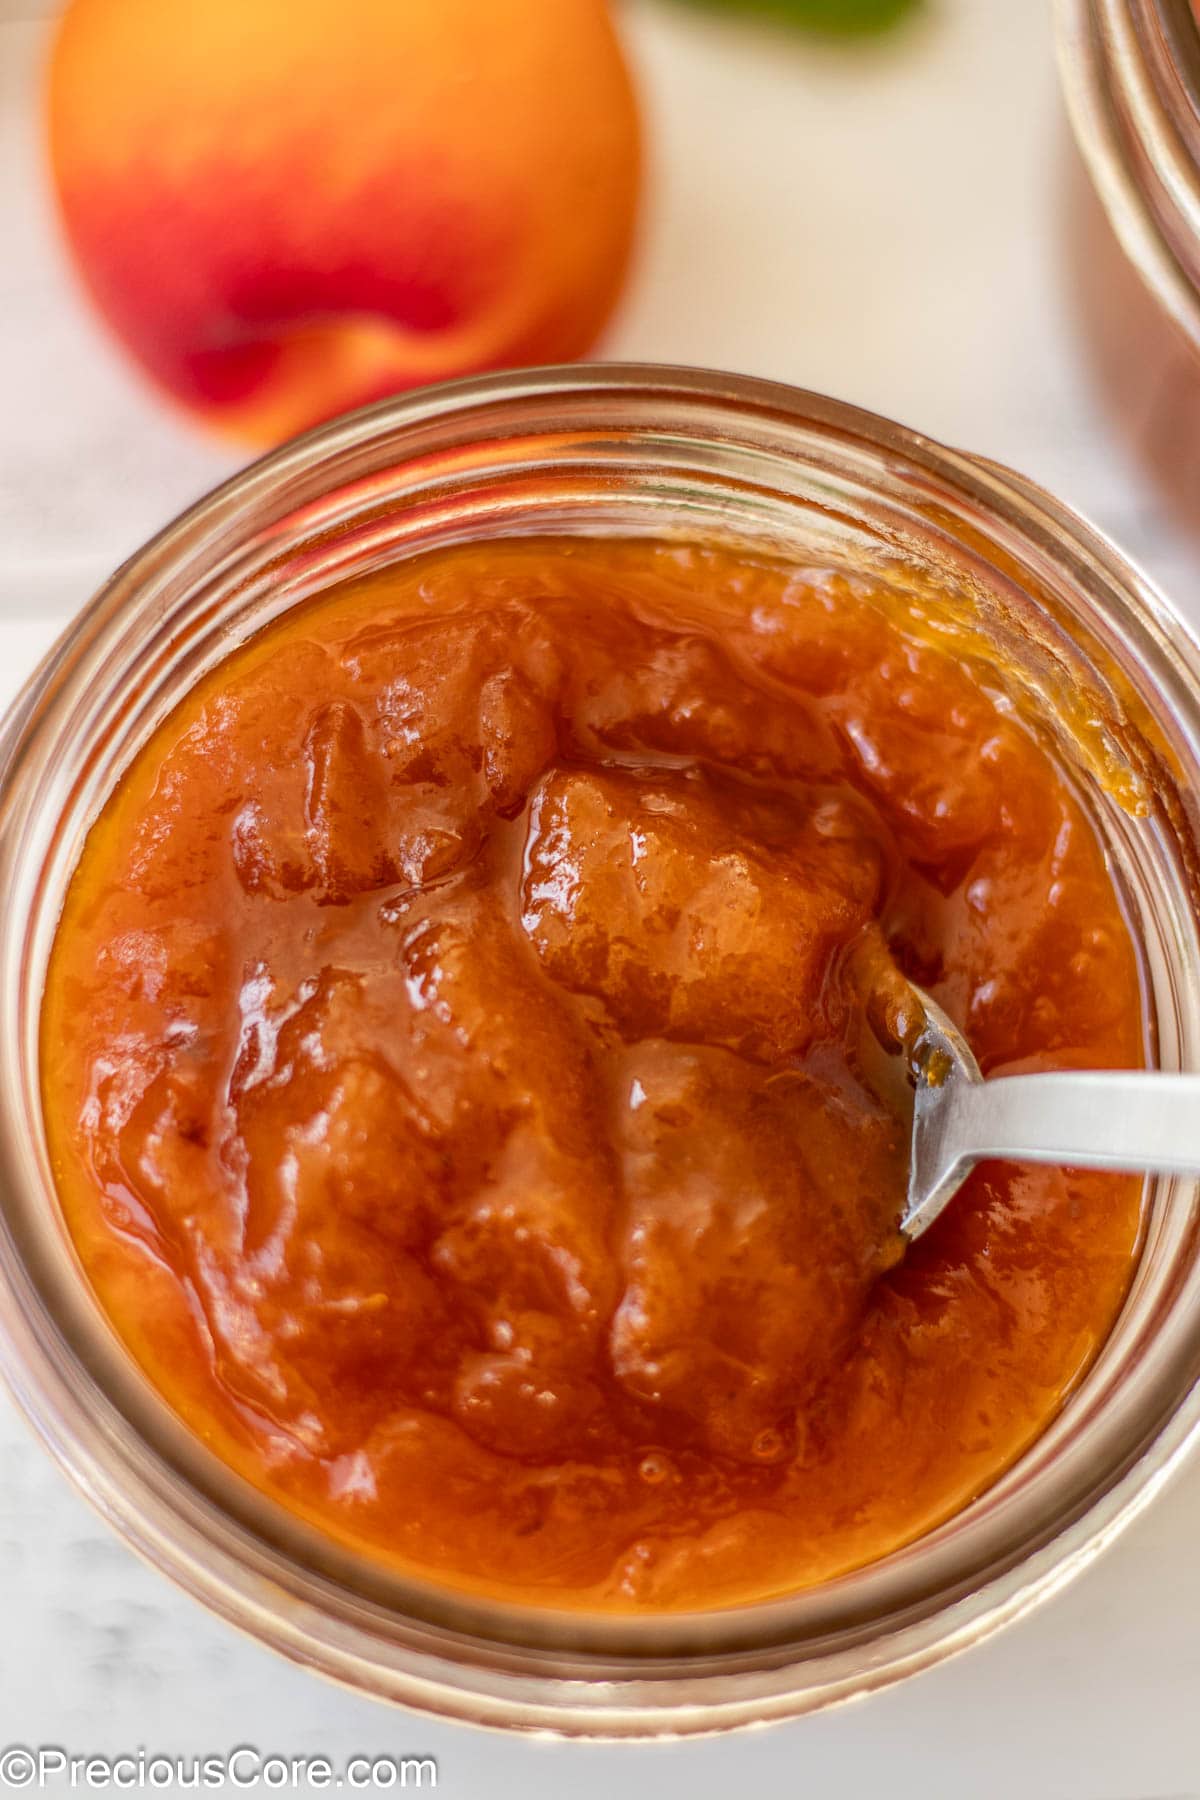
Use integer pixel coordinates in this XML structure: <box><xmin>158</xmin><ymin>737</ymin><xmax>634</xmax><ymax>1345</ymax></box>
<box><xmin>41</xmin><ymin>538</ymin><xmax>1145</xmax><ymax>1609</ymax></box>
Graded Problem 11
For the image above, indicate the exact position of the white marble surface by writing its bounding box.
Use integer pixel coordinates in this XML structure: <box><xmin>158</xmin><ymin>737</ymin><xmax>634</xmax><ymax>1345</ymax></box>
<box><xmin>4</xmin><ymin>0</ymin><xmax>1200</xmax><ymax>1792</ymax></box>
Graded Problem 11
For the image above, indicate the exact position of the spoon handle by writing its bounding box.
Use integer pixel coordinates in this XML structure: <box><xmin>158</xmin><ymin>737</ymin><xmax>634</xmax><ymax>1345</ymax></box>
<box><xmin>905</xmin><ymin>1070</ymin><xmax>1200</xmax><ymax>1241</ymax></box>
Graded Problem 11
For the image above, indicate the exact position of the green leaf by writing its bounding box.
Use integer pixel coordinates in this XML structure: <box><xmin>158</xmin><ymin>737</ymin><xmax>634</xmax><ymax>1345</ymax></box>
<box><xmin>673</xmin><ymin>0</ymin><xmax>923</xmax><ymax>37</ymax></box>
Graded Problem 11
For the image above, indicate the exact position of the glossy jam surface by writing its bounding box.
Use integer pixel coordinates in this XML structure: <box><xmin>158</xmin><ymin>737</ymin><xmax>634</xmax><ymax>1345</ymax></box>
<box><xmin>42</xmin><ymin>538</ymin><xmax>1145</xmax><ymax>1609</ymax></box>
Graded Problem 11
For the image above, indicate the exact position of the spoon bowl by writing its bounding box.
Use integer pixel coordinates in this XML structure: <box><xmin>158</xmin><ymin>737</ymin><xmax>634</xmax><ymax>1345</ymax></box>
<box><xmin>902</xmin><ymin>987</ymin><xmax>1200</xmax><ymax>1240</ymax></box>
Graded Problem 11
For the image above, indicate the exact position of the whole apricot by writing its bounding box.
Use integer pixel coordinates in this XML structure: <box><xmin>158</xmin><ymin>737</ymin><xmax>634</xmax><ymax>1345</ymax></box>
<box><xmin>46</xmin><ymin>0</ymin><xmax>640</xmax><ymax>445</ymax></box>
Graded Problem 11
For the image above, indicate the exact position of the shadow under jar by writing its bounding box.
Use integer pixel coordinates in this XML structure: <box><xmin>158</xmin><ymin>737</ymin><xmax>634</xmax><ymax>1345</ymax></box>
<box><xmin>1</xmin><ymin>366</ymin><xmax>1200</xmax><ymax>1736</ymax></box>
<box><xmin>1058</xmin><ymin>0</ymin><xmax>1200</xmax><ymax>532</ymax></box>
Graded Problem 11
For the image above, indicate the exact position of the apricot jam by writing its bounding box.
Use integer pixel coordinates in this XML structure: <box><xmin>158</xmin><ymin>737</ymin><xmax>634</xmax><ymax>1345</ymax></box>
<box><xmin>41</xmin><ymin>538</ymin><xmax>1145</xmax><ymax>1610</ymax></box>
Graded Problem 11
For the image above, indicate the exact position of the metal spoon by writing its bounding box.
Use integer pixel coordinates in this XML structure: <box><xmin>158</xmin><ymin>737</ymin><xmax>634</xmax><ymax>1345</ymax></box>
<box><xmin>903</xmin><ymin>990</ymin><xmax>1200</xmax><ymax>1241</ymax></box>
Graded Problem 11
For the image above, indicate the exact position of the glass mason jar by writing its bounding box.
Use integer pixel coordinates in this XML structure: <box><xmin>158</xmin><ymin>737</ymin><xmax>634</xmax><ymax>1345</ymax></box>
<box><xmin>1057</xmin><ymin>0</ymin><xmax>1200</xmax><ymax>529</ymax></box>
<box><xmin>2</xmin><ymin>365</ymin><xmax>1200</xmax><ymax>1738</ymax></box>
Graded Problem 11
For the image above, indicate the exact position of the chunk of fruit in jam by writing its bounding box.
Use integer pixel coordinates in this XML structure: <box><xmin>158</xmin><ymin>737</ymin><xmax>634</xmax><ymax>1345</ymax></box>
<box><xmin>609</xmin><ymin>1042</ymin><xmax>903</xmax><ymax>1460</ymax></box>
<box><xmin>521</xmin><ymin>766</ymin><xmax>880</xmax><ymax>1058</ymax></box>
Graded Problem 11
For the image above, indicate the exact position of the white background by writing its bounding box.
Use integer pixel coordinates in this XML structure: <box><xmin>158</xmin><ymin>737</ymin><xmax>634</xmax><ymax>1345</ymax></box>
<box><xmin>3</xmin><ymin>0</ymin><xmax>1200</xmax><ymax>1793</ymax></box>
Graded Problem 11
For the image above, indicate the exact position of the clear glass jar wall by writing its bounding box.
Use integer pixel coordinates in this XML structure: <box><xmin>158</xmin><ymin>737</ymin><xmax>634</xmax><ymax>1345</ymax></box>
<box><xmin>1059</xmin><ymin>0</ymin><xmax>1200</xmax><ymax>529</ymax></box>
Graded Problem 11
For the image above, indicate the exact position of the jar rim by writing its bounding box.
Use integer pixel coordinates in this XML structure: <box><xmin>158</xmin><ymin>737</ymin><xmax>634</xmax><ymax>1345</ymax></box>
<box><xmin>1058</xmin><ymin>0</ymin><xmax>1200</xmax><ymax>346</ymax></box>
<box><xmin>4</xmin><ymin>363</ymin><xmax>1200</xmax><ymax>1734</ymax></box>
